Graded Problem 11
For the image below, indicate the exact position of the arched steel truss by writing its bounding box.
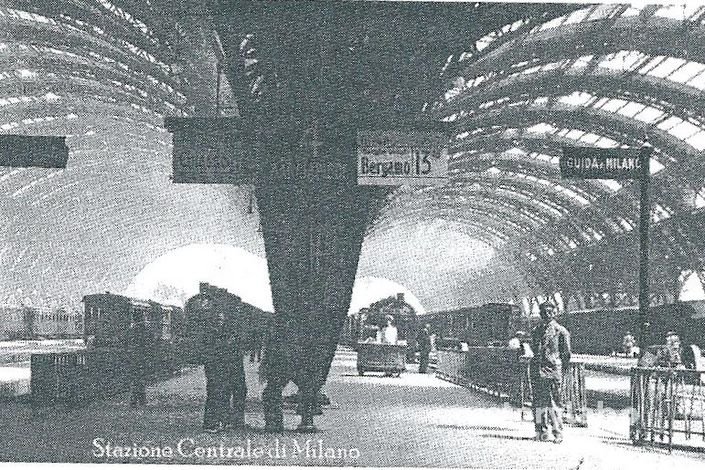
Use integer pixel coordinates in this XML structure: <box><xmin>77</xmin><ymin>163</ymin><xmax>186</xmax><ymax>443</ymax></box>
<box><xmin>368</xmin><ymin>4</ymin><xmax>705</xmax><ymax>304</ymax></box>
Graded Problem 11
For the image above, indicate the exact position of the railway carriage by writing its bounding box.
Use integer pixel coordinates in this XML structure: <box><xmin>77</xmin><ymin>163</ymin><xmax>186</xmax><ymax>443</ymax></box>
<box><xmin>0</xmin><ymin>304</ymin><xmax>82</xmax><ymax>340</ymax></box>
<box><xmin>82</xmin><ymin>293</ymin><xmax>183</xmax><ymax>348</ymax></box>
<box><xmin>424</xmin><ymin>303</ymin><xmax>524</xmax><ymax>347</ymax></box>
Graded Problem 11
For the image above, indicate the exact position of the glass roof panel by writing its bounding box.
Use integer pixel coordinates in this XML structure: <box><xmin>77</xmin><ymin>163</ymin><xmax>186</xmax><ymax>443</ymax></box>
<box><xmin>667</xmin><ymin>119</ymin><xmax>701</xmax><ymax>140</ymax></box>
<box><xmin>695</xmin><ymin>187</ymin><xmax>705</xmax><ymax>208</ymax></box>
<box><xmin>579</xmin><ymin>133</ymin><xmax>600</xmax><ymax>144</ymax></box>
<box><xmin>566</xmin><ymin>129</ymin><xmax>586</xmax><ymax>140</ymax></box>
<box><xmin>652</xmin><ymin>203</ymin><xmax>672</xmax><ymax>223</ymax></box>
<box><xmin>526</xmin><ymin>122</ymin><xmax>557</xmax><ymax>134</ymax></box>
<box><xmin>617</xmin><ymin>102</ymin><xmax>646</xmax><ymax>118</ymax></box>
<box><xmin>565</xmin><ymin>8</ymin><xmax>592</xmax><ymax>25</ymax></box>
<box><xmin>633</xmin><ymin>106</ymin><xmax>665</xmax><ymax>123</ymax></box>
<box><xmin>534</xmin><ymin>96</ymin><xmax>549</xmax><ymax>106</ymax></box>
<box><xmin>686</xmin><ymin>71</ymin><xmax>705</xmax><ymax>90</ymax></box>
<box><xmin>657</xmin><ymin>116</ymin><xmax>684</xmax><ymax>131</ymax></box>
<box><xmin>668</xmin><ymin>61</ymin><xmax>705</xmax><ymax>83</ymax></box>
<box><xmin>572</xmin><ymin>55</ymin><xmax>594</xmax><ymax>68</ymax></box>
<box><xmin>654</xmin><ymin>5</ymin><xmax>702</xmax><ymax>20</ymax></box>
<box><xmin>539</xmin><ymin>15</ymin><xmax>566</xmax><ymax>31</ymax></box>
<box><xmin>586</xmin><ymin>4</ymin><xmax>621</xmax><ymax>21</ymax></box>
<box><xmin>559</xmin><ymin>91</ymin><xmax>594</xmax><ymax>106</ymax></box>
<box><xmin>686</xmin><ymin>130</ymin><xmax>705</xmax><ymax>151</ymax></box>
<box><xmin>647</xmin><ymin>57</ymin><xmax>687</xmax><ymax>78</ymax></box>
<box><xmin>600</xmin><ymin>98</ymin><xmax>627</xmax><ymax>113</ymax></box>
<box><xmin>621</xmin><ymin>7</ymin><xmax>641</xmax><ymax>17</ymax></box>
<box><xmin>599</xmin><ymin>50</ymin><xmax>646</xmax><ymax>71</ymax></box>
<box><xmin>595</xmin><ymin>137</ymin><xmax>619</xmax><ymax>148</ymax></box>
<box><xmin>592</xmin><ymin>97</ymin><xmax>610</xmax><ymax>108</ymax></box>
<box><xmin>638</xmin><ymin>56</ymin><xmax>666</xmax><ymax>74</ymax></box>
<box><xmin>560</xmin><ymin>188</ymin><xmax>590</xmax><ymax>206</ymax></box>
<box><xmin>598</xmin><ymin>179</ymin><xmax>623</xmax><ymax>192</ymax></box>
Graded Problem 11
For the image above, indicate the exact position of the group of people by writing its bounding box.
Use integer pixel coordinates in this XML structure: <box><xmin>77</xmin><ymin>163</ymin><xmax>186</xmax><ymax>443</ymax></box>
<box><xmin>186</xmin><ymin>285</ymin><xmax>248</xmax><ymax>433</ymax></box>
<box><xmin>516</xmin><ymin>303</ymin><xmax>705</xmax><ymax>443</ymax></box>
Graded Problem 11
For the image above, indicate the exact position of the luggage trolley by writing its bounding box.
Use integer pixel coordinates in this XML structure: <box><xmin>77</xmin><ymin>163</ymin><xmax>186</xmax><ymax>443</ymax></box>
<box><xmin>356</xmin><ymin>342</ymin><xmax>407</xmax><ymax>377</ymax></box>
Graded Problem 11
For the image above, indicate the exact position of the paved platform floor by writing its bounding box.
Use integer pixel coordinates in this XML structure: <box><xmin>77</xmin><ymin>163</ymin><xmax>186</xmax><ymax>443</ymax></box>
<box><xmin>0</xmin><ymin>341</ymin><xmax>639</xmax><ymax>405</ymax></box>
<box><xmin>1</xmin><ymin>348</ymin><xmax>704</xmax><ymax>468</ymax></box>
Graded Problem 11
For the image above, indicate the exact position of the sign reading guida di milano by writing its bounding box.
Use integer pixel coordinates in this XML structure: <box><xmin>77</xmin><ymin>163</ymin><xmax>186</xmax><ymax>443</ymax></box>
<box><xmin>560</xmin><ymin>146</ymin><xmax>646</xmax><ymax>180</ymax></box>
<box><xmin>357</xmin><ymin>130</ymin><xmax>449</xmax><ymax>185</ymax></box>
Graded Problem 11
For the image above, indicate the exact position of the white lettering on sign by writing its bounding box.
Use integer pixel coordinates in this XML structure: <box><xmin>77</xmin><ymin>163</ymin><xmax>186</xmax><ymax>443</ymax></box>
<box><xmin>564</xmin><ymin>156</ymin><xmax>641</xmax><ymax>172</ymax></box>
<box><xmin>560</xmin><ymin>146</ymin><xmax>646</xmax><ymax>180</ymax></box>
<box><xmin>357</xmin><ymin>130</ymin><xmax>449</xmax><ymax>186</ymax></box>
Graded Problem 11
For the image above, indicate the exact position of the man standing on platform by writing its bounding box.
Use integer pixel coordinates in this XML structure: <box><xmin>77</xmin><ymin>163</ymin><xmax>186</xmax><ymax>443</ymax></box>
<box><xmin>198</xmin><ymin>288</ymin><xmax>230</xmax><ymax>433</ymax></box>
<box><xmin>530</xmin><ymin>301</ymin><xmax>571</xmax><ymax>443</ymax></box>
<box><xmin>417</xmin><ymin>323</ymin><xmax>432</xmax><ymax>374</ymax></box>
<box><xmin>222</xmin><ymin>293</ymin><xmax>247</xmax><ymax>429</ymax></box>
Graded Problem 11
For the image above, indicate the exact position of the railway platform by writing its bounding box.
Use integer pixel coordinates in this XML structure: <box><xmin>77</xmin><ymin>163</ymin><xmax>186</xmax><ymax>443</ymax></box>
<box><xmin>1</xmin><ymin>347</ymin><xmax>704</xmax><ymax>469</ymax></box>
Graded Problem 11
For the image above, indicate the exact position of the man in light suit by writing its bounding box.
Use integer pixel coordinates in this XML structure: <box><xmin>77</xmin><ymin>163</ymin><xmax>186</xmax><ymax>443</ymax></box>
<box><xmin>530</xmin><ymin>302</ymin><xmax>571</xmax><ymax>443</ymax></box>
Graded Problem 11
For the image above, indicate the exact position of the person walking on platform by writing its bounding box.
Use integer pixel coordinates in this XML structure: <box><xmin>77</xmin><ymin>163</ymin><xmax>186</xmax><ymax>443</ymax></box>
<box><xmin>417</xmin><ymin>323</ymin><xmax>432</xmax><ymax>373</ymax></box>
<box><xmin>127</xmin><ymin>315</ymin><xmax>148</xmax><ymax>407</ymax></box>
<box><xmin>530</xmin><ymin>301</ymin><xmax>571</xmax><ymax>443</ymax></box>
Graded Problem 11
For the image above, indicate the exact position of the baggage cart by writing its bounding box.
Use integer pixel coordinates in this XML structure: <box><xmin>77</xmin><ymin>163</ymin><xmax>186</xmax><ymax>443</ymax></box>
<box><xmin>356</xmin><ymin>342</ymin><xmax>407</xmax><ymax>376</ymax></box>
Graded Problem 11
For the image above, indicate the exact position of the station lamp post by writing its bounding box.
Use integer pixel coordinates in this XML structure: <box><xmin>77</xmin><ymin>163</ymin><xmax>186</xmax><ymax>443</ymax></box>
<box><xmin>560</xmin><ymin>143</ymin><xmax>652</xmax><ymax>350</ymax></box>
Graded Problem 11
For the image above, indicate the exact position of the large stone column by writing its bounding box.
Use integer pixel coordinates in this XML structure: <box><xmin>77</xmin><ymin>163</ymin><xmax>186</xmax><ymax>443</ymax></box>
<box><xmin>255</xmin><ymin>121</ymin><xmax>381</xmax><ymax>431</ymax></box>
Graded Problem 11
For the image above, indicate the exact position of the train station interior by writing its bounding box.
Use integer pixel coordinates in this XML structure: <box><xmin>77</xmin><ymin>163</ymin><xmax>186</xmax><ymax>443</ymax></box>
<box><xmin>2</xmin><ymin>1</ymin><xmax>705</xmax><ymax>468</ymax></box>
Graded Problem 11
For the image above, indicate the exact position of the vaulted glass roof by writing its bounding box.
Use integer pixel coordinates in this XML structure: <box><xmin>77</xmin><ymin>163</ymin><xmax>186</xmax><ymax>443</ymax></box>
<box><xmin>0</xmin><ymin>1</ymin><xmax>703</xmax><ymax>309</ymax></box>
<box><xmin>368</xmin><ymin>3</ymin><xmax>705</xmax><ymax>299</ymax></box>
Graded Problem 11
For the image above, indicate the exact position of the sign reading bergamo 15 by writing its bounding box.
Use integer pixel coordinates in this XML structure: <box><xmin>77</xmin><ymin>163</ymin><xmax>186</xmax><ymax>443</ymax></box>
<box><xmin>357</xmin><ymin>130</ymin><xmax>449</xmax><ymax>186</ymax></box>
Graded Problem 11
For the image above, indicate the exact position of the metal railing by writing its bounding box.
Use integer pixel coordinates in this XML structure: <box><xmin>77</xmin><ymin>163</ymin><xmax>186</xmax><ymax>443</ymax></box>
<box><xmin>436</xmin><ymin>347</ymin><xmax>587</xmax><ymax>427</ymax></box>
<box><xmin>30</xmin><ymin>352</ymin><xmax>90</xmax><ymax>406</ymax></box>
<box><xmin>30</xmin><ymin>342</ymin><xmax>188</xmax><ymax>407</ymax></box>
<box><xmin>630</xmin><ymin>367</ymin><xmax>705</xmax><ymax>452</ymax></box>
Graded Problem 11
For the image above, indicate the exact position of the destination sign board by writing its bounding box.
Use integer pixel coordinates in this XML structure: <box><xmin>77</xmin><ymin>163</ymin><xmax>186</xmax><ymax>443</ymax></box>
<box><xmin>357</xmin><ymin>130</ymin><xmax>449</xmax><ymax>185</ymax></box>
<box><xmin>164</xmin><ymin>117</ymin><xmax>253</xmax><ymax>184</ymax></box>
<box><xmin>0</xmin><ymin>135</ymin><xmax>68</xmax><ymax>168</ymax></box>
<box><xmin>560</xmin><ymin>146</ymin><xmax>645</xmax><ymax>180</ymax></box>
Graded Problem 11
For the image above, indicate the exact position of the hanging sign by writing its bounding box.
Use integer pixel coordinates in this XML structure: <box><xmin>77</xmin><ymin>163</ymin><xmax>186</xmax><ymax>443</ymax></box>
<box><xmin>357</xmin><ymin>130</ymin><xmax>449</xmax><ymax>185</ymax></box>
<box><xmin>165</xmin><ymin>117</ymin><xmax>253</xmax><ymax>184</ymax></box>
<box><xmin>560</xmin><ymin>146</ymin><xmax>646</xmax><ymax>180</ymax></box>
<box><xmin>0</xmin><ymin>135</ymin><xmax>68</xmax><ymax>168</ymax></box>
